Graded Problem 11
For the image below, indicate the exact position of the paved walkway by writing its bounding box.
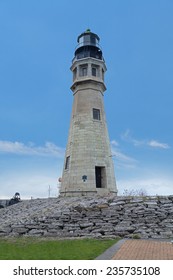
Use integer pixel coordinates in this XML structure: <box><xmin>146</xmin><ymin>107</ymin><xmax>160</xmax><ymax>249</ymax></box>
<box><xmin>96</xmin><ymin>239</ymin><xmax>173</xmax><ymax>260</ymax></box>
<box><xmin>112</xmin><ymin>239</ymin><xmax>173</xmax><ymax>260</ymax></box>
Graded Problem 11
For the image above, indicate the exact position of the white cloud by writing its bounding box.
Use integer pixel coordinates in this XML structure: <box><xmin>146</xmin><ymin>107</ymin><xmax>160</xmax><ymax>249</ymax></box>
<box><xmin>0</xmin><ymin>167</ymin><xmax>62</xmax><ymax>199</ymax></box>
<box><xmin>111</xmin><ymin>140</ymin><xmax>119</xmax><ymax>146</ymax></box>
<box><xmin>147</xmin><ymin>140</ymin><xmax>170</xmax><ymax>149</ymax></box>
<box><xmin>111</xmin><ymin>140</ymin><xmax>138</xmax><ymax>169</ymax></box>
<box><xmin>117</xmin><ymin>177</ymin><xmax>173</xmax><ymax>196</ymax></box>
<box><xmin>121</xmin><ymin>129</ymin><xmax>144</xmax><ymax>146</ymax></box>
<box><xmin>121</xmin><ymin>129</ymin><xmax>170</xmax><ymax>149</ymax></box>
<box><xmin>0</xmin><ymin>140</ymin><xmax>65</xmax><ymax>157</ymax></box>
<box><xmin>0</xmin><ymin>141</ymin><xmax>64</xmax><ymax>198</ymax></box>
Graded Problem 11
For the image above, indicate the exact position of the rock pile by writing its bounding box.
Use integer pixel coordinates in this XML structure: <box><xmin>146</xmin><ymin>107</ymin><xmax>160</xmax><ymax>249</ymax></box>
<box><xmin>0</xmin><ymin>196</ymin><xmax>173</xmax><ymax>239</ymax></box>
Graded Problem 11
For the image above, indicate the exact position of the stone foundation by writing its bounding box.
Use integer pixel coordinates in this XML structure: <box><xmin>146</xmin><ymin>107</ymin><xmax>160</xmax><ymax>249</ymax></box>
<box><xmin>0</xmin><ymin>196</ymin><xmax>173</xmax><ymax>239</ymax></box>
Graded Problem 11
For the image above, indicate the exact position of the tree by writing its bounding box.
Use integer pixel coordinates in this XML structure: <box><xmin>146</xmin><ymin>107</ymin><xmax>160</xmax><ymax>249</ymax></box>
<box><xmin>122</xmin><ymin>188</ymin><xmax>147</xmax><ymax>197</ymax></box>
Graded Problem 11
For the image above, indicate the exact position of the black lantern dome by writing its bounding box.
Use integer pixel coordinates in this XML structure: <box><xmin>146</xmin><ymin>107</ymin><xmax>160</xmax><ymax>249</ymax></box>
<box><xmin>74</xmin><ymin>29</ymin><xmax>103</xmax><ymax>60</ymax></box>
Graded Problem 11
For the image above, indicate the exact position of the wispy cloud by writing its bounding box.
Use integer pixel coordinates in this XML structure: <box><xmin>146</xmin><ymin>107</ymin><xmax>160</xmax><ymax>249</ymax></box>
<box><xmin>147</xmin><ymin>140</ymin><xmax>170</xmax><ymax>149</ymax></box>
<box><xmin>0</xmin><ymin>172</ymin><xmax>60</xmax><ymax>199</ymax></box>
<box><xmin>117</xmin><ymin>177</ymin><xmax>173</xmax><ymax>196</ymax></box>
<box><xmin>121</xmin><ymin>129</ymin><xmax>144</xmax><ymax>146</ymax></box>
<box><xmin>0</xmin><ymin>140</ymin><xmax>65</xmax><ymax>157</ymax></box>
<box><xmin>111</xmin><ymin>140</ymin><xmax>119</xmax><ymax>146</ymax></box>
<box><xmin>111</xmin><ymin>140</ymin><xmax>138</xmax><ymax>169</ymax></box>
<box><xmin>121</xmin><ymin>129</ymin><xmax>170</xmax><ymax>149</ymax></box>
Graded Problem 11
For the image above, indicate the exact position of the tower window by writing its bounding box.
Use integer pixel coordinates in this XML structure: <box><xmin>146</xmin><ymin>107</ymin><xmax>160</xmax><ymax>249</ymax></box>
<box><xmin>65</xmin><ymin>156</ymin><xmax>70</xmax><ymax>170</ymax></box>
<box><xmin>102</xmin><ymin>69</ymin><xmax>104</xmax><ymax>80</ymax></box>
<box><xmin>79</xmin><ymin>64</ymin><xmax>88</xmax><ymax>76</ymax></box>
<box><xmin>92</xmin><ymin>65</ymin><xmax>100</xmax><ymax>77</ymax></box>
<box><xmin>93</xmin><ymin>108</ymin><xmax>101</xmax><ymax>120</ymax></box>
<box><xmin>82</xmin><ymin>67</ymin><xmax>87</xmax><ymax>76</ymax></box>
<box><xmin>73</xmin><ymin>67</ymin><xmax>77</xmax><ymax>81</ymax></box>
<box><xmin>92</xmin><ymin>67</ymin><xmax>97</xmax><ymax>76</ymax></box>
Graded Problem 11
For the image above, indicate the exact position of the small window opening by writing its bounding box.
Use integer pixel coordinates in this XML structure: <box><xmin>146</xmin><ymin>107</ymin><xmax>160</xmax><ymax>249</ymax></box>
<box><xmin>65</xmin><ymin>156</ymin><xmax>70</xmax><ymax>170</ymax></box>
<box><xmin>102</xmin><ymin>69</ymin><xmax>104</xmax><ymax>80</ymax></box>
<box><xmin>93</xmin><ymin>108</ymin><xmax>101</xmax><ymax>120</ymax></box>
<box><xmin>92</xmin><ymin>67</ymin><xmax>97</xmax><ymax>76</ymax></box>
<box><xmin>73</xmin><ymin>67</ymin><xmax>77</xmax><ymax>81</ymax></box>
<box><xmin>82</xmin><ymin>67</ymin><xmax>87</xmax><ymax>76</ymax></box>
<box><xmin>79</xmin><ymin>65</ymin><xmax>88</xmax><ymax>76</ymax></box>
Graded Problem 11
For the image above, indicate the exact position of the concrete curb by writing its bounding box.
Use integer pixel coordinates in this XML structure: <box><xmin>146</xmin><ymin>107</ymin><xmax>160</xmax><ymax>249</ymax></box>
<box><xmin>95</xmin><ymin>239</ymin><xmax>127</xmax><ymax>260</ymax></box>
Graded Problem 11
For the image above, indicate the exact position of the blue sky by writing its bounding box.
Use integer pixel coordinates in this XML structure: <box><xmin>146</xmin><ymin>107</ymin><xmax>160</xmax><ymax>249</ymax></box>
<box><xmin>0</xmin><ymin>0</ymin><xmax>172</xmax><ymax>198</ymax></box>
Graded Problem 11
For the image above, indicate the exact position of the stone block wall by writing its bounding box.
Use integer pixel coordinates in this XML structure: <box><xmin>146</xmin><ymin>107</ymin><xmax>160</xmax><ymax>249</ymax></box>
<box><xmin>0</xmin><ymin>196</ymin><xmax>173</xmax><ymax>239</ymax></box>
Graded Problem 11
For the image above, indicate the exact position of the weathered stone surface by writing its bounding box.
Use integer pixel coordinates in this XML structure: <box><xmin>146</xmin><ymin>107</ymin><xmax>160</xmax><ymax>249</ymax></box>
<box><xmin>0</xmin><ymin>226</ymin><xmax>11</xmax><ymax>234</ymax></box>
<box><xmin>110</xmin><ymin>201</ymin><xmax>125</xmax><ymax>206</ymax></box>
<box><xmin>79</xmin><ymin>222</ymin><xmax>94</xmax><ymax>228</ymax></box>
<box><xmin>0</xmin><ymin>196</ymin><xmax>173</xmax><ymax>239</ymax></box>
<box><xmin>12</xmin><ymin>227</ymin><xmax>28</xmax><ymax>234</ymax></box>
<box><xmin>27</xmin><ymin>229</ymin><xmax>45</xmax><ymax>235</ymax></box>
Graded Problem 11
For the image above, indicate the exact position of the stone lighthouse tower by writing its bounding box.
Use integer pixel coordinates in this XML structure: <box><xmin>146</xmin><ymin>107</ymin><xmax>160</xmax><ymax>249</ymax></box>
<box><xmin>60</xmin><ymin>29</ymin><xmax>117</xmax><ymax>196</ymax></box>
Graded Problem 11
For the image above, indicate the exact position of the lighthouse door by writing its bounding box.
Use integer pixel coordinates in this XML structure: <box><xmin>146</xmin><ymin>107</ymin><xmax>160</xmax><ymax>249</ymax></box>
<box><xmin>95</xmin><ymin>166</ymin><xmax>106</xmax><ymax>188</ymax></box>
<box><xmin>95</xmin><ymin>167</ymin><xmax>101</xmax><ymax>188</ymax></box>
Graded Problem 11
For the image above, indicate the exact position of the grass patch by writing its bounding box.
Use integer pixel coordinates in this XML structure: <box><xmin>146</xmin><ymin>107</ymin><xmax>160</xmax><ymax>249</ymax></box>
<box><xmin>0</xmin><ymin>237</ymin><xmax>119</xmax><ymax>260</ymax></box>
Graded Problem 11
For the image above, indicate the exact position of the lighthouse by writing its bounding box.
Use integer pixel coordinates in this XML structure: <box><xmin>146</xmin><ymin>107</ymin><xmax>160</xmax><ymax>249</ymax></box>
<box><xmin>60</xmin><ymin>30</ymin><xmax>117</xmax><ymax>196</ymax></box>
